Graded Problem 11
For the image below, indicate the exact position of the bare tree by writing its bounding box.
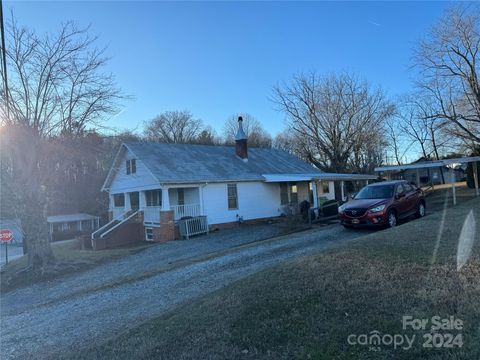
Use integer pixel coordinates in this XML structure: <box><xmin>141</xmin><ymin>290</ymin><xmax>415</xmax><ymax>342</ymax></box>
<box><xmin>222</xmin><ymin>113</ymin><xmax>272</xmax><ymax>148</ymax></box>
<box><xmin>272</xmin><ymin>72</ymin><xmax>394</xmax><ymax>173</ymax></box>
<box><xmin>0</xmin><ymin>18</ymin><xmax>123</xmax><ymax>136</ymax></box>
<box><xmin>385</xmin><ymin>118</ymin><xmax>410</xmax><ymax>165</ymax></box>
<box><xmin>0</xmin><ymin>17</ymin><xmax>124</xmax><ymax>271</ymax></box>
<box><xmin>143</xmin><ymin>110</ymin><xmax>203</xmax><ymax>143</ymax></box>
<box><xmin>399</xmin><ymin>96</ymin><xmax>457</xmax><ymax>160</ymax></box>
<box><xmin>413</xmin><ymin>3</ymin><xmax>480</xmax><ymax>144</ymax></box>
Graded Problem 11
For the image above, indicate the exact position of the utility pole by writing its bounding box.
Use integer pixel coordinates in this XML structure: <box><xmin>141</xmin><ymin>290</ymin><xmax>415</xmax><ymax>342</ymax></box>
<box><xmin>0</xmin><ymin>0</ymin><xmax>9</xmax><ymax>119</ymax></box>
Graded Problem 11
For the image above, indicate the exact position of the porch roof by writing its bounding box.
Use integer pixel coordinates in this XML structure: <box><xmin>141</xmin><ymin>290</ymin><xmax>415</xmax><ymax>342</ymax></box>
<box><xmin>262</xmin><ymin>173</ymin><xmax>377</xmax><ymax>182</ymax></box>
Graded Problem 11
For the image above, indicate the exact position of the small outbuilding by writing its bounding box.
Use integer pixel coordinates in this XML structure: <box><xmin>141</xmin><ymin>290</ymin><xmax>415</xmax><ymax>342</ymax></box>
<box><xmin>47</xmin><ymin>213</ymin><xmax>100</xmax><ymax>241</ymax></box>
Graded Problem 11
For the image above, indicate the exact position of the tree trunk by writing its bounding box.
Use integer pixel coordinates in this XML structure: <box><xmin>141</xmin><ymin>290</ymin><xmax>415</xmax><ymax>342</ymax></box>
<box><xmin>22</xmin><ymin>194</ymin><xmax>55</xmax><ymax>270</ymax></box>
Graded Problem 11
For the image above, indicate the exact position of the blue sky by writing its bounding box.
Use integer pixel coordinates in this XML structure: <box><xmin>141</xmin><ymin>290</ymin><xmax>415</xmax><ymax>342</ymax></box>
<box><xmin>6</xmin><ymin>1</ymin><xmax>452</xmax><ymax>137</ymax></box>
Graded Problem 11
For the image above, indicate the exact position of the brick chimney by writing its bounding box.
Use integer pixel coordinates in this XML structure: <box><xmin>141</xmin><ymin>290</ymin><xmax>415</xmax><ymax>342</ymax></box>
<box><xmin>235</xmin><ymin>116</ymin><xmax>248</xmax><ymax>161</ymax></box>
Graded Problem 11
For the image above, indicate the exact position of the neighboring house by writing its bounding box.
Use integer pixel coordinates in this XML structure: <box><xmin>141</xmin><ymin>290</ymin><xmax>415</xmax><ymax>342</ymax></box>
<box><xmin>390</xmin><ymin>157</ymin><xmax>466</xmax><ymax>185</ymax></box>
<box><xmin>93</xmin><ymin>118</ymin><xmax>375</xmax><ymax>248</ymax></box>
<box><xmin>401</xmin><ymin>166</ymin><xmax>464</xmax><ymax>185</ymax></box>
<box><xmin>47</xmin><ymin>213</ymin><xmax>100</xmax><ymax>241</ymax></box>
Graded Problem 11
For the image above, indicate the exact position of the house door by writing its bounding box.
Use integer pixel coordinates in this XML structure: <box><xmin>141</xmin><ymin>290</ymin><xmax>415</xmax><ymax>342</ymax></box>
<box><xmin>130</xmin><ymin>192</ymin><xmax>139</xmax><ymax>211</ymax></box>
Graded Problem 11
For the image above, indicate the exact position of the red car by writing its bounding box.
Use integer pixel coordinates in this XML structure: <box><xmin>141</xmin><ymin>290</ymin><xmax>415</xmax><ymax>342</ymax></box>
<box><xmin>338</xmin><ymin>180</ymin><xmax>426</xmax><ymax>228</ymax></box>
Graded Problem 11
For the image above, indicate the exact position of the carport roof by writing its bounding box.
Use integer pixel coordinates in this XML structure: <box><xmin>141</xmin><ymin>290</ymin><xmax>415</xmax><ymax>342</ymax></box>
<box><xmin>375</xmin><ymin>156</ymin><xmax>480</xmax><ymax>172</ymax></box>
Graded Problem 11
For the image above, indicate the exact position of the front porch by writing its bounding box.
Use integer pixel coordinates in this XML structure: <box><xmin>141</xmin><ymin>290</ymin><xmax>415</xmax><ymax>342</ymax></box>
<box><xmin>109</xmin><ymin>186</ymin><xmax>204</xmax><ymax>227</ymax></box>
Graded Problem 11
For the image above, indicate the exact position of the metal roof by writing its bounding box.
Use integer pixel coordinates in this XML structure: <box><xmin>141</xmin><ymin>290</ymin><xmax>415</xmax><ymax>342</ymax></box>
<box><xmin>101</xmin><ymin>142</ymin><xmax>379</xmax><ymax>190</ymax></box>
<box><xmin>375</xmin><ymin>156</ymin><xmax>480</xmax><ymax>172</ymax></box>
<box><xmin>123</xmin><ymin>142</ymin><xmax>322</xmax><ymax>184</ymax></box>
<box><xmin>262</xmin><ymin>173</ymin><xmax>377</xmax><ymax>182</ymax></box>
<box><xmin>47</xmin><ymin>213</ymin><xmax>100</xmax><ymax>223</ymax></box>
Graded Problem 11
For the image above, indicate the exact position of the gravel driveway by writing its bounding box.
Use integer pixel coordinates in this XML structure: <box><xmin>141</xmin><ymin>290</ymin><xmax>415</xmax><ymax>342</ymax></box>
<box><xmin>0</xmin><ymin>223</ymin><xmax>373</xmax><ymax>359</ymax></box>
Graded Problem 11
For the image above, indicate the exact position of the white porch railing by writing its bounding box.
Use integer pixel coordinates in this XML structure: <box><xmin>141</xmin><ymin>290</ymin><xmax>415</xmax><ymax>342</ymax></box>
<box><xmin>170</xmin><ymin>203</ymin><xmax>201</xmax><ymax>220</ymax></box>
<box><xmin>143</xmin><ymin>206</ymin><xmax>161</xmax><ymax>225</ymax></box>
<box><xmin>178</xmin><ymin>216</ymin><xmax>208</xmax><ymax>239</ymax></box>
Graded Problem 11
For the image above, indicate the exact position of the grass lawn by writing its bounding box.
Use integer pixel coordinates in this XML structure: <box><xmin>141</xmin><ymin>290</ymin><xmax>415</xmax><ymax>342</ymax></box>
<box><xmin>0</xmin><ymin>239</ymin><xmax>153</xmax><ymax>292</ymax></box>
<box><xmin>67</xmin><ymin>195</ymin><xmax>480</xmax><ymax>360</ymax></box>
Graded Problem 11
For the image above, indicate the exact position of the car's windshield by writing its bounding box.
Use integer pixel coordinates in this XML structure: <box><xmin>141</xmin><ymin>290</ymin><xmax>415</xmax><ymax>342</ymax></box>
<box><xmin>355</xmin><ymin>185</ymin><xmax>394</xmax><ymax>199</ymax></box>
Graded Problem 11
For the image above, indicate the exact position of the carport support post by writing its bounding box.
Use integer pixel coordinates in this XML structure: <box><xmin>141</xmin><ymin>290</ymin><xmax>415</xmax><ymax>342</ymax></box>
<box><xmin>451</xmin><ymin>171</ymin><xmax>456</xmax><ymax>206</ymax></box>
<box><xmin>340</xmin><ymin>181</ymin><xmax>345</xmax><ymax>201</ymax></box>
<box><xmin>474</xmin><ymin>161</ymin><xmax>479</xmax><ymax>196</ymax></box>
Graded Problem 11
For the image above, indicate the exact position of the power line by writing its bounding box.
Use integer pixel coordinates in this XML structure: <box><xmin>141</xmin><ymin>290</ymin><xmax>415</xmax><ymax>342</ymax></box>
<box><xmin>0</xmin><ymin>0</ymin><xmax>9</xmax><ymax>119</ymax></box>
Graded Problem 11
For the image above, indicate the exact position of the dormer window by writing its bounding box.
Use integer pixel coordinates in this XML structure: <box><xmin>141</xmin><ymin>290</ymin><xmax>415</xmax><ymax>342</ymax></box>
<box><xmin>126</xmin><ymin>159</ymin><xmax>136</xmax><ymax>175</ymax></box>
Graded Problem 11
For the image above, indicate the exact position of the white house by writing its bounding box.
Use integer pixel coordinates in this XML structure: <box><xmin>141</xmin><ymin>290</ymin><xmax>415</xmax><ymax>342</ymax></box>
<box><xmin>92</xmin><ymin>118</ymin><xmax>375</xmax><ymax>247</ymax></box>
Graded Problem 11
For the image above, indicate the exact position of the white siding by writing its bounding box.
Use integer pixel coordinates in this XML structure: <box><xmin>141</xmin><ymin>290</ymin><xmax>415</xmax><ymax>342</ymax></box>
<box><xmin>184</xmin><ymin>188</ymin><xmax>199</xmax><ymax>204</ymax></box>
<box><xmin>317</xmin><ymin>181</ymin><xmax>335</xmax><ymax>201</ymax></box>
<box><xmin>109</xmin><ymin>151</ymin><xmax>159</xmax><ymax>194</ymax></box>
<box><xmin>203</xmin><ymin>182</ymin><xmax>282</xmax><ymax>225</ymax></box>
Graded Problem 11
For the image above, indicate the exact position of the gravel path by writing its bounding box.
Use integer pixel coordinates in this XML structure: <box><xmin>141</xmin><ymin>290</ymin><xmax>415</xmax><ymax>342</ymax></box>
<box><xmin>0</xmin><ymin>224</ymin><xmax>373</xmax><ymax>359</ymax></box>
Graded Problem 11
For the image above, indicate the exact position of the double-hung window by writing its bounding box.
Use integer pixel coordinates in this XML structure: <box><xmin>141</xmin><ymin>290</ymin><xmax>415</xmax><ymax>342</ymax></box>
<box><xmin>126</xmin><ymin>159</ymin><xmax>136</xmax><ymax>175</ymax></box>
<box><xmin>227</xmin><ymin>184</ymin><xmax>238</xmax><ymax>210</ymax></box>
<box><xmin>145</xmin><ymin>190</ymin><xmax>162</xmax><ymax>207</ymax></box>
<box><xmin>113</xmin><ymin>194</ymin><xmax>125</xmax><ymax>207</ymax></box>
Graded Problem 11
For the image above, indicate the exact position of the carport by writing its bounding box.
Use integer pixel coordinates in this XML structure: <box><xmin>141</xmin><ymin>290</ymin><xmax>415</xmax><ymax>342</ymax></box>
<box><xmin>262</xmin><ymin>173</ymin><xmax>378</xmax><ymax>206</ymax></box>
<box><xmin>375</xmin><ymin>156</ymin><xmax>480</xmax><ymax>205</ymax></box>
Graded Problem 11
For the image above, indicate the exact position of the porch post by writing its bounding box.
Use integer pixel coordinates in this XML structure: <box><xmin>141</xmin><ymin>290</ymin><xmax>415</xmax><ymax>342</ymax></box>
<box><xmin>78</xmin><ymin>221</ymin><xmax>82</xmax><ymax>231</ymax></box>
<box><xmin>139</xmin><ymin>190</ymin><xmax>146</xmax><ymax>210</ymax></box>
<box><xmin>161</xmin><ymin>187</ymin><xmax>170</xmax><ymax>210</ymax></box>
<box><xmin>340</xmin><ymin>181</ymin><xmax>345</xmax><ymax>202</ymax></box>
<box><xmin>124</xmin><ymin>192</ymin><xmax>131</xmax><ymax>212</ymax></box>
<box><xmin>416</xmin><ymin>169</ymin><xmax>420</xmax><ymax>187</ymax></box>
<box><xmin>312</xmin><ymin>180</ymin><xmax>318</xmax><ymax>208</ymax></box>
<box><xmin>109</xmin><ymin>194</ymin><xmax>115</xmax><ymax>209</ymax></box>
<box><xmin>474</xmin><ymin>161</ymin><xmax>479</xmax><ymax>197</ymax></box>
<box><xmin>199</xmin><ymin>186</ymin><xmax>204</xmax><ymax>215</ymax></box>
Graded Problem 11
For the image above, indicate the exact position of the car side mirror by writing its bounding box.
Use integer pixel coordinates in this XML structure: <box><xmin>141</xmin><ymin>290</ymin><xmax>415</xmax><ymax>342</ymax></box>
<box><xmin>395</xmin><ymin>193</ymin><xmax>405</xmax><ymax>199</ymax></box>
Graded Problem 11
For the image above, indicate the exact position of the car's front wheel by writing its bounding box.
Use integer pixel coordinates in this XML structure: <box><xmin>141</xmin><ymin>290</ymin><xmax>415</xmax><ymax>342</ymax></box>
<box><xmin>416</xmin><ymin>201</ymin><xmax>426</xmax><ymax>218</ymax></box>
<box><xmin>387</xmin><ymin>210</ymin><xmax>397</xmax><ymax>228</ymax></box>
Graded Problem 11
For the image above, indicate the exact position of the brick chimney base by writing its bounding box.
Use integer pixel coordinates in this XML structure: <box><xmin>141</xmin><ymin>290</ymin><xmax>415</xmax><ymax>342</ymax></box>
<box><xmin>153</xmin><ymin>210</ymin><xmax>176</xmax><ymax>242</ymax></box>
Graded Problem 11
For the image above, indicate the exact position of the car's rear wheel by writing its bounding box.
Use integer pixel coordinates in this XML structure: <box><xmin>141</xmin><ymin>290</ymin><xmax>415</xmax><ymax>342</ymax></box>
<box><xmin>416</xmin><ymin>201</ymin><xmax>426</xmax><ymax>218</ymax></box>
<box><xmin>387</xmin><ymin>210</ymin><xmax>397</xmax><ymax>228</ymax></box>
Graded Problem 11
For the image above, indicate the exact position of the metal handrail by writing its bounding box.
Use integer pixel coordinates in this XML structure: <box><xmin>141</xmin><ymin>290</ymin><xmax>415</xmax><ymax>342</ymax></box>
<box><xmin>100</xmin><ymin>210</ymin><xmax>139</xmax><ymax>238</ymax></box>
<box><xmin>91</xmin><ymin>210</ymin><xmax>130</xmax><ymax>240</ymax></box>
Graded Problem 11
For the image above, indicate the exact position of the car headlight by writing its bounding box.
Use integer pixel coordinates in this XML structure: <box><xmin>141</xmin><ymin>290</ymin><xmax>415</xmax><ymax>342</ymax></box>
<box><xmin>369</xmin><ymin>204</ymin><xmax>386</xmax><ymax>213</ymax></box>
<box><xmin>338</xmin><ymin>204</ymin><xmax>346</xmax><ymax>213</ymax></box>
